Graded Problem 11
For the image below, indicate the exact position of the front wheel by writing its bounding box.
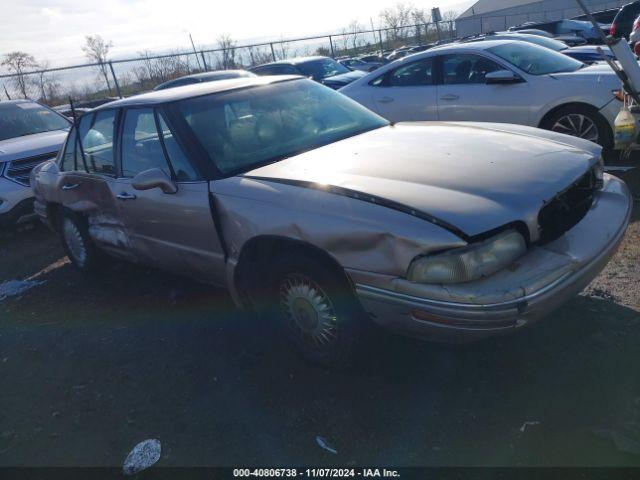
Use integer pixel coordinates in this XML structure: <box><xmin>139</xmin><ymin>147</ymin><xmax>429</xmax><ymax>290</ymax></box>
<box><xmin>541</xmin><ymin>106</ymin><xmax>611</xmax><ymax>148</ymax></box>
<box><xmin>268</xmin><ymin>253</ymin><xmax>367</xmax><ymax>366</ymax></box>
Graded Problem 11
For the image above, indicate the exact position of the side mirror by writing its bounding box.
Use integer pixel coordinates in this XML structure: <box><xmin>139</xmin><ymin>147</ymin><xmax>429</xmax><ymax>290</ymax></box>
<box><xmin>485</xmin><ymin>70</ymin><xmax>521</xmax><ymax>84</ymax></box>
<box><xmin>131</xmin><ymin>168</ymin><xmax>177</xmax><ymax>194</ymax></box>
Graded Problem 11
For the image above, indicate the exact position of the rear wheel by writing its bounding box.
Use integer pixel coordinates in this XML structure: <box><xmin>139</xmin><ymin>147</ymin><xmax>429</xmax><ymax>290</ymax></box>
<box><xmin>541</xmin><ymin>105</ymin><xmax>611</xmax><ymax>148</ymax></box>
<box><xmin>60</xmin><ymin>212</ymin><xmax>105</xmax><ymax>272</ymax></box>
<box><xmin>266</xmin><ymin>252</ymin><xmax>367</xmax><ymax>366</ymax></box>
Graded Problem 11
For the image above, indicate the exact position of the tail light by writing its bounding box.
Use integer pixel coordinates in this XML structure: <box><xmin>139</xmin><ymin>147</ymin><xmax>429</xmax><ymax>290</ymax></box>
<box><xmin>634</xmin><ymin>17</ymin><xmax>640</xmax><ymax>33</ymax></box>
<box><xmin>610</xmin><ymin>22</ymin><xmax>617</xmax><ymax>37</ymax></box>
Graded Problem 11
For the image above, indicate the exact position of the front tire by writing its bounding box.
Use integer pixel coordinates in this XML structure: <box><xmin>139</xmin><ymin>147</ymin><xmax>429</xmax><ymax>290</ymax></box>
<box><xmin>267</xmin><ymin>253</ymin><xmax>367</xmax><ymax>366</ymax></box>
<box><xmin>541</xmin><ymin>105</ymin><xmax>611</xmax><ymax>149</ymax></box>
<box><xmin>60</xmin><ymin>212</ymin><xmax>105</xmax><ymax>272</ymax></box>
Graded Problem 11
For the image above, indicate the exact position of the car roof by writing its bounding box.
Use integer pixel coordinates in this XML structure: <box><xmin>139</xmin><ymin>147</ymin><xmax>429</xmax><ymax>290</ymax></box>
<box><xmin>167</xmin><ymin>70</ymin><xmax>253</xmax><ymax>81</ymax></box>
<box><xmin>253</xmin><ymin>56</ymin><xmax>328</xmax><ymax>67</ymax></box>
<box><xmin>94</xmin><ymin>75</ymin><xmax>302</xmax><ymax>110</ymax></box>
<box><xmin>0</xmin><ymin>99</ymin><xmax>37</xmax><ymax>105</ymax></box>
<box><xmin>428</xmin><ymin>39</ymin><xmax>517</xmax><ymax>53</ymax></box>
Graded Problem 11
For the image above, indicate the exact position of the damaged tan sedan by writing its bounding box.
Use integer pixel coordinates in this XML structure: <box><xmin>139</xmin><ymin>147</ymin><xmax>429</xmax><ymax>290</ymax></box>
<box><xmin>31</xmin><ymin>76</ymin><xmax>632</xmax><ymax>364</ymax></box>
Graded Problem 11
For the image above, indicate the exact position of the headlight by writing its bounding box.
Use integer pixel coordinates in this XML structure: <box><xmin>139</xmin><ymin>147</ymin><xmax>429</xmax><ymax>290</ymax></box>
<box><xmin>407</xmin><ymin>229</ymin><xmax>527</xmax><ymax>284</ymax></box>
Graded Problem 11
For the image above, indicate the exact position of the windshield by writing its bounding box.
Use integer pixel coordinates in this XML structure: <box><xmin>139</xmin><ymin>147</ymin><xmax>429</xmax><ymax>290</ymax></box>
<box><xmin>514</xmin><ymin>34</ymin><xmax>568</xmax><ymax>51</ymax></box>
<box><xmin>295</xmin><ymin>58</ymin><xmax>351</xmax><ymax>80</ymax></box>
<box><xmin>0</xmin><ymin>102</ymin><xmax>70</xmax><ymax>142</ymax></box>
<box><xmin>172</xmin><ymin>79</ymin><xmax>388</xmax><ymax>176</ymax></box>
<box><xmin>488</xmin><ymin>42</ymin><xmax>584</xmax><ymax>75</ymax></box>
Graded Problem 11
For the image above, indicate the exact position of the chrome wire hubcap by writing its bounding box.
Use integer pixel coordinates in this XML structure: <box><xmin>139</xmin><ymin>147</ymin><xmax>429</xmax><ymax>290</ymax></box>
<box><xmin>63</xmin><ymin>218</ymin><xmax>87</xmax><ymax>266</ymax></box>
<box><xmin>551</xmin><ymin>114</ymin><xmax>599</xmax><ymax>142</ymax></box>
<box><xmin>279</xmin><ymin>274</ymin><xmax>338</xmax><ymax>350</ymax></box>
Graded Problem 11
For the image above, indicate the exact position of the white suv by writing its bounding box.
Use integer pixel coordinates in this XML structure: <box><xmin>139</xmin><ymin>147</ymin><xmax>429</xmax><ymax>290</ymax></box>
<box><xmin>0</xmin><ymin>100</ymin><xmax>70</xmax><ymax>227</ymax></box>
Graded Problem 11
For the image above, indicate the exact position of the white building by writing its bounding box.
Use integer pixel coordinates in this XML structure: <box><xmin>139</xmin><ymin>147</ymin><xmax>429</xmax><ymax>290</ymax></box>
<box><xmin>455</xmin><ymin>0</ymin><xmax>628</xmax><ymax>37</ymax></box>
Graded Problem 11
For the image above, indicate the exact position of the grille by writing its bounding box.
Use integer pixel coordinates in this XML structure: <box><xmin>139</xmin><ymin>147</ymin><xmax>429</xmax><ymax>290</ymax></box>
<box><xmin>4</xmin><ymin>152</ymin><xmax>57</xmax><ymax>186</ymax></box>
<box><xmin>537</xmin><ymin>169</ymin><xmax>598</xmax><ymax>245</ymax></box>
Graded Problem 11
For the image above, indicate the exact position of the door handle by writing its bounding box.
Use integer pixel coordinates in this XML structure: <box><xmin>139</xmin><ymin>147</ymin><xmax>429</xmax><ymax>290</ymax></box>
<box><xmin>116</xmin><ymin>192</ymin><xmax>137</xmax><ymax>201</ymax></box>
<box><xmin>61</xmin><ymin>182</ymin><xmax>81</xmax><ymax>191</ymax></box>
<box><xmin>440</xmin><ymin>94</ymin><xmax>460</xmax><ymax>101</ymax></box>
<box><xmin>378</xmin><ymin>96</ymin><xmax>394</xmax><ymax>103</ymax></box>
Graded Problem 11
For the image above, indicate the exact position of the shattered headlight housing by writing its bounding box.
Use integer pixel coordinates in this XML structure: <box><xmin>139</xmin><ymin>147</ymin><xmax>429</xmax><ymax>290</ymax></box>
<box><xmin>593</xmin><ymin>157</ymin><xmax>604</xmax><ymax>189</ymax></box>
<box><xmin>407</xmin><ymin>229</ymin><xmax>527</xmax><ymax>284</ymax></box>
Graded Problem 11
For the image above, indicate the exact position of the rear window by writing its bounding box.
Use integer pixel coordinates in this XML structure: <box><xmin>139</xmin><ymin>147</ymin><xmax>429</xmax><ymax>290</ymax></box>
<box><xmin>488</xmin><ymin>42</ymin><xmax>584</xmax><ymax>75</ymax></box>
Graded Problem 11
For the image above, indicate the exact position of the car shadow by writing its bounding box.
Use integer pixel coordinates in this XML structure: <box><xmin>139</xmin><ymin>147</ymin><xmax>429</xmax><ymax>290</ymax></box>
<box><xmin>1</xmin><ymin>245</ymin><xmax>639</xmax><ymax>466</ymax></box>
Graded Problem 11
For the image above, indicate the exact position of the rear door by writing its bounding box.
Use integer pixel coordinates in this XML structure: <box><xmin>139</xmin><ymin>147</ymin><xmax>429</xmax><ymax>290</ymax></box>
<box><xmin>57</xmin><ymin>109</ymin><xmax>133</xmax><ymax>259</ymax></box>
<box><xmin>436</xmin><ymin>53</ymin><xmax>532</xmax><ymax>125</ymax></box>
<box><xmin>112</xmin><ymin>107</ymin><xmax>226</xmax><ymax>284</ymax></box>
<box><xmin>370</xmin><ymin>56</ymin><xmax>438</xmax><ymax>121</ymax></box>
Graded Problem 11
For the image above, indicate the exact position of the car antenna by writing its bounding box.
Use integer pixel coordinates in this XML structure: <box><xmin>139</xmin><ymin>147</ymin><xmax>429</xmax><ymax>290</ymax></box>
<box><xmin>69</xmin><ymin>96</ymin><xmax>79</xmax><ymax>126</ymax></box>
<box><xmin>68</xmin><ymin>96</ymin><xmax>89</xmax><ymax>172</ymax></box>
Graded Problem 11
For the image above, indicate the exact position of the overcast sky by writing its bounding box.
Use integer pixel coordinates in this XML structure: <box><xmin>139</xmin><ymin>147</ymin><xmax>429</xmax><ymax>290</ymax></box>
<box><xmin>2</xmin><ymin>0</ymin><xmax>473</xmax><ymax>67</ymax></box>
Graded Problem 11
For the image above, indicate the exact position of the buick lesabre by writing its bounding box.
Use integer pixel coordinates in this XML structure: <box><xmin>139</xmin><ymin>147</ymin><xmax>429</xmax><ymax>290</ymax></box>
<box><xmin>31</xmin><ymin>76</ymin><xmax>632</xmax><ymax>364</ymax></box>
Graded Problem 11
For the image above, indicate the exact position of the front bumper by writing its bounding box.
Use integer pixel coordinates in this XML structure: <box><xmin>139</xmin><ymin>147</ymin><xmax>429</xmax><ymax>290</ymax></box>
<box><xmin>355</xmin><ymin>174</ymin><xmax>632</xmax><ymax>342</ymax></box>
<box><xmin>0</xmin><ymin>176</ymin><xmax>36</xmax><ymax>227</ymax></box>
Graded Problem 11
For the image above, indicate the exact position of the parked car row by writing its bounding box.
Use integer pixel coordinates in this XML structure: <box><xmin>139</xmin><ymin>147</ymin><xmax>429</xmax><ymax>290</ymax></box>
<box><xmin>0</xmin><ymin>32</ymin><xmax>623</xmax><ymax>232</ymax></box>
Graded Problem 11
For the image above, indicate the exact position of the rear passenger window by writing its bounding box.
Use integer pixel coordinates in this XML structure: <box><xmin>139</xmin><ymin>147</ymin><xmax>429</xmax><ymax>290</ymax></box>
<box><xmin>441</xmin><ymin>54</ymin><xmax>502</xmax><ymax>84</ymax></box>
<box><xmin>121</xmin><ymin>109</ymin><xmax>171</xmax><ymax>178</ymax></box>
<box><xmin>387</xmin><ymin>58</ymin><xmax>435</xmax><ymax>86</ymax></box>
<box><xmin>78</xmin><ymin>110</ymin><xmax>116</xmax><ymax>175</ymax></box>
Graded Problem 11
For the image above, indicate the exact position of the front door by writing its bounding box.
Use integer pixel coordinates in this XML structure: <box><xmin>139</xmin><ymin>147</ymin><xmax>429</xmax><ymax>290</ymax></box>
<box><xmin>436</xmin><ymin>53</ymin><xmax>532</xmax><ymax>125</ymax></box>
<box><xmin>370</xmin><ymin>56</ymin><xmax>439</xmax><ymax>122</ymax></box>
<box><xmin>113</xmin><ymin>107</ymin><xmax>226</xmax><ymax>285</ymax></box>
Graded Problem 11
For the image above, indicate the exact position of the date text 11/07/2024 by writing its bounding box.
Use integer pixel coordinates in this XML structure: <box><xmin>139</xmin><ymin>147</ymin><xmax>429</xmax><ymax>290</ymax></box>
<box><xmin>232</xmin><ymin>468</ymin><xmax>401</xmax><ymax>477</ymax></box>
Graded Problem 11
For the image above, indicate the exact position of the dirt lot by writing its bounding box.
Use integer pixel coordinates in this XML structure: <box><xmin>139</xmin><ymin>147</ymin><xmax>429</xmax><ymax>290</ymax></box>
<box><xmin>0</xmin><ymin>167</ymin><xmax>639</xmax><ymax>468</ymax></box>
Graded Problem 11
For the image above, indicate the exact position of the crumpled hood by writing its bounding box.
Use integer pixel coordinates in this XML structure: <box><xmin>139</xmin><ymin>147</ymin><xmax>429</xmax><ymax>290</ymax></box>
<box><xmin>244</xmin><ymin>122</ymin><xmax>599</xmax><ymax>241</ymax></box>
<box><xmin>0</xmin><ymin>129</ymin><xmax>68</xmax><ymax>163</ymax></box>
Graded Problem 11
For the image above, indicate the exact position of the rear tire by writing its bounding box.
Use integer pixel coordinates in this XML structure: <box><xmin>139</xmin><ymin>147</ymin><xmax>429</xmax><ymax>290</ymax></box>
<box><xmin>60</xmin><ymin>212</ymin><xmax>105</xmax><ymax>273</ymax></box>
<box><xmin>541</xmin><ymin>105</ymin><xmax>612</xmax><ymax>149</ymax></box>
<box><xmin>265</xmin><ymin>252</ymin><xmax>367</xmax><ymax>367</ymax></box>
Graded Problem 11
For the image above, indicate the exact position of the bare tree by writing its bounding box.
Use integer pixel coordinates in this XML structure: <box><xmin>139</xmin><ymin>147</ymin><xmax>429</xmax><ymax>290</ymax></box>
<box><xmin>30</xmin><ymin>60</ymin><xmax>60</xmax><ymax>104</ymax></box>
<box><xmin>348</xmin><ymin>20</ymin><xmax>364</xmax><ymax>52</ymax></box>
<box><xmin>441</xmin><ymin>10</ymin><xmax>458</xmax><ymax>38</ymax></box>
<box><xmin>410</xmin><ymin>8</ymin><xmax>430</xmax><ymax>42</ymax></box>
<box><xmin>1</xmin><ymin>52</ymin><xmax>37</xmax><ymax>98</ymax></box>
<box><xmin>246</xmin><ymin>45</ymin><xmax>273</xmax><ymax>66</ymax></box>
<box><xmin>379</xmin><ymin>2</ymin><xmax>414</xmax><ymax>44</ymax></box>
<box><xmin>82</xmin><ymin>35</ymin><xmax>113</xmax><ymax>92</ymax></box>
<box><xmin>276</xmin><ymin>37</ymin><xmax>290</xmax><ymax>61</ymax></box>
<box><xmin>217</xmin><ymin>34</ymin><xmax>237</xmax><ymax>69</ymax></box>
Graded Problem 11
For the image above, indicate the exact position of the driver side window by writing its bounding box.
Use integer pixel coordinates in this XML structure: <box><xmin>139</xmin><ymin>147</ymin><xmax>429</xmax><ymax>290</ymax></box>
<box><xmin>121</xmin><ymin>109</ymin><xmax>171</xmax><ymax>178</ymax></box>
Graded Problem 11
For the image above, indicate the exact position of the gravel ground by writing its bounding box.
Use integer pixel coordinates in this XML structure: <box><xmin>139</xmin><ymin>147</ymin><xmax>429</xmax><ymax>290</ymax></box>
<box><xmin>0</xmin><ymin>167</ymin><xmax>638</xmax><ymax>468</ymax></box>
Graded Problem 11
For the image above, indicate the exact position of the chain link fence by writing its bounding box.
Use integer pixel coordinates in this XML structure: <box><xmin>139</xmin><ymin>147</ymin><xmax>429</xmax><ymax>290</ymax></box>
<box><xmin>0</xmin><ymin>20</ymin><xmax>455</xmax><ymax>107</ymax></box>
